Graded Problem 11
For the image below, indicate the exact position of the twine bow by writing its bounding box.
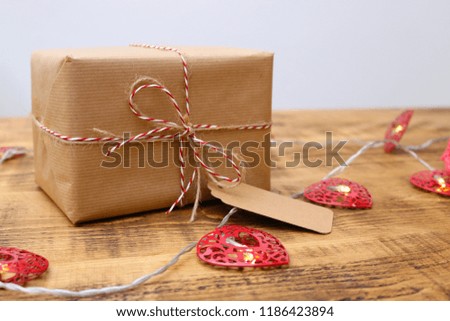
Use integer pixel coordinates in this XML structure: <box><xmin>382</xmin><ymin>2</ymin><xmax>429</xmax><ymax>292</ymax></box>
<box><xmin>118</xmin><ymin>79</ymin><xmax>243</xmax><ymax>216</ymax></box>
<box><xmin>36</xmin><ymin>44</ymin><xmax>271</xmax><ymax>221</ymax></box>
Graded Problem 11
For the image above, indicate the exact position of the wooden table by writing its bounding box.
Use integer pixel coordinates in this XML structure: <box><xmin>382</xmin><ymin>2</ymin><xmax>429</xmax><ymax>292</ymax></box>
<box><xmin>1</xmin><ymin>109</ymin><xmax>449</xmax><ymax>301</ymax></box>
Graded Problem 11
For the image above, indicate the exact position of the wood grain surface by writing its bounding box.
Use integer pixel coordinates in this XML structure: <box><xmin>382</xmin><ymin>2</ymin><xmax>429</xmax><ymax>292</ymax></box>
<box><xmin>0</xmin><ymin>109</ymin><xmax>449</xmax><ymax>301</ymax></box>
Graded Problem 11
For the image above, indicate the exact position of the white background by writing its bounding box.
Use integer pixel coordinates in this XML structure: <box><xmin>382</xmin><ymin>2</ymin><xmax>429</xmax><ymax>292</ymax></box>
<box><xmin>1</xmin><ymin>0</ymin><xmax>450</xmax><ymax>117</ymax></box>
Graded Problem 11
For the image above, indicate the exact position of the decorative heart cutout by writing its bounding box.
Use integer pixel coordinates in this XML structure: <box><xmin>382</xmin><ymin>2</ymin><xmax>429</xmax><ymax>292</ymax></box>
<box><xmin>303</xmin><ymin>177</ymin><xmax>373</xmax><ymax>209</ymax></box>
<box><xmin>384</xmin><ymin>110</ymin><xmax>414</xmax><ymax>153</ymax></box>
<box><xmin>410</xmin><ymin>170</ymin><xmax>450</xmax><ymax>197</ymax></box>
<box><xmin>0</xmin><ymin>247</ymin><xmax>49</xmax><ymax>285</ymax></box>
<box><xmin>197</xmin><ymin>225</ymin><xmax>289</xmax><ymax>268</ymax></box>
<box><xmin>440</xmin><ymin>139</ymin><xmax>450</xmax><ymax>173</ymax></box>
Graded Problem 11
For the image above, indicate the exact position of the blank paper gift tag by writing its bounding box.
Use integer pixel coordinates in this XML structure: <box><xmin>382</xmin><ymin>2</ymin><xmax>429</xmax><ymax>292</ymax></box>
<box><xmin>208</xmin><ymin>183</ymin><xmax>334</xmax><ymax>234</ymax></box>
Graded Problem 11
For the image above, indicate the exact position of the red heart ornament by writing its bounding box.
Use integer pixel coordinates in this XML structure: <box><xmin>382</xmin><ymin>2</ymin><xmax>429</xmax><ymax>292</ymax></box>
<box><xmin>0</xmin><ymin>146</ymin><xmax>27</xmax><ymax>162</ymax></box>
<box><xmin>0</xmin><ymin>247</ymin><xmax>49</xmax><ymax>285</ymax></box>
<box><xmin>440</xmin><ymin>139</ymin><xmax>450</xmax><ymax>173</ymax></box>
<box><xmin>197</xmin><ymin>225</ymin><xmax>289</xmax><ymax>268</ymax></box>
<box><xmin>304</xmin><ymin>177</ymin><xmax>373</xmax><ymax>209</ymax></box>
<box><xmin>384</xmin><ymin>110</ymin><xmax>414</xmax><ymax>153</ymax></box>
<box><xmin>410</xmin><ymin>170</ymin><xmax>450</xmax><ymax>197</ymax></box>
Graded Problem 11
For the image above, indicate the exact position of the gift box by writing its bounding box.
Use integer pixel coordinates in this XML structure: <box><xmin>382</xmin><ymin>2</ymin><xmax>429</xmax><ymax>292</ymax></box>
<box><xmin>31</xmin><ymin>45</ymin><xmax>273</xmax><ymax>224</ymax></box>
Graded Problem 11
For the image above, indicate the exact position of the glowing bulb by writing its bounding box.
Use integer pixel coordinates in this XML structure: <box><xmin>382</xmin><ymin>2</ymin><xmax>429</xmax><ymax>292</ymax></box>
<box><xmin>328</xmin><ymin>185</ymin><xmax>351</xmax><ymax>193</ymax></box>
<box><xmin>392</xmin><ymin>124</ymin><xmax>404</xmax><ymax>134</ymax></box>
<box><xmin>435</xmin><ymin>176</ymin><xmax>446</xmax><ymax>188</ymax></box>
<box><xmin>243</xmin><ymin>252</ymin><xmax>255</xmax><ymax>264</ymax></box>
<box><xmin>433</xmin><ymin>175</ymin><xmax>449</xmax><ymax>192</ymax></box>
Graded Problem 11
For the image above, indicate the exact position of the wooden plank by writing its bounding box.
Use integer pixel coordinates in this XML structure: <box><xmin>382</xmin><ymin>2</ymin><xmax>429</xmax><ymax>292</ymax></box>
<box><xmin>0</xmin><ymin>109</ymin><xmax>449</xmax><ymax>300</ymax></box>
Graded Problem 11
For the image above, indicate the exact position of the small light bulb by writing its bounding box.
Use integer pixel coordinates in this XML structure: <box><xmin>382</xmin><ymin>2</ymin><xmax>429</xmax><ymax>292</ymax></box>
<box><xmin>243</xmin><ymin>252</ymin><xmax>256</xmax><ymax>264</ymax></box>
<box><xmin>392</xmin><ymin>124</ymin><xmax>404</xmax><ymax>134</ymax></box>
<box><xmin>328</xmin><ymin>185</ymin><xmax>351</xmax><ymax>193</ymax></box>
<box><xmin>434</xmin><ymin>175</ymin><xmax>447</xmax><ymax>188</ymax></box>
<box><xmin>433</xmin><ymin>175</ymin><xmax>449</xmax><ymax>193</ymax></box>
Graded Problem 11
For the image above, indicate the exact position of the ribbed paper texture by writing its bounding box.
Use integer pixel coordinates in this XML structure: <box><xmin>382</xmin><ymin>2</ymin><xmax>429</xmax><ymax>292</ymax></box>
<box><xmin>31</xmin><ymin>46</ymin><xmax>273</xmax><ymax>223</ymax></box>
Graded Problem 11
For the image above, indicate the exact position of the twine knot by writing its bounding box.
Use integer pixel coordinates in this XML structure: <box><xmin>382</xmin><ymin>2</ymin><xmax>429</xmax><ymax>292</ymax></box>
<box><xmin>108</xmin><ymin>78</ymin><xmax>242</xmax><ymax>218</ymax></box>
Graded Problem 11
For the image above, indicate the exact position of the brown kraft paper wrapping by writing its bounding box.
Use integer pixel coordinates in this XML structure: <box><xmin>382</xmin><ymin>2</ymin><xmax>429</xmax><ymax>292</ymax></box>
<box><xmin>31</xmin><ymin>46</ymin><xmax>273</xmax><ymax>224</ymax></box>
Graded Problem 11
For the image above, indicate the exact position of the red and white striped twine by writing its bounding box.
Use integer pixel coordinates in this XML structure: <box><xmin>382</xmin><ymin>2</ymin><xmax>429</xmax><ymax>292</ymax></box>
<box><xmin>37</xmin><ymin>44</ymin><xmax>271</xmax><ymax>214</ymax></box>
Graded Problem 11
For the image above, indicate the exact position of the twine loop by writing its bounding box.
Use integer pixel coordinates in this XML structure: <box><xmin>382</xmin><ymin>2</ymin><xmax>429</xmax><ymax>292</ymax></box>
<box><xmin>119</xmin><ymin>79</ymin><xmax>243</xmax><ymax>214</ymax></box>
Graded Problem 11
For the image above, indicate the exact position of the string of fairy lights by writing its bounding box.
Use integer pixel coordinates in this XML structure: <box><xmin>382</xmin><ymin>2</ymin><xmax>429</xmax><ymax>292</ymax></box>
<box><xmin>0</xmin><ymin>109</ymin><xmax>448</xmax><ymax>298</ymax></box>
<box><xmin>292</xmin><ymin>110</ymin><xmax>450</xmax><ymax>208</ymax></box>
